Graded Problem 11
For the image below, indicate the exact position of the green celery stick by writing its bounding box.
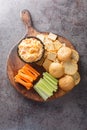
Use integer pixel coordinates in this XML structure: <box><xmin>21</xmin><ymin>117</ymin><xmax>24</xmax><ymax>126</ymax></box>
<box><xmin>39</xmin><ymin>78</ymin><xmax>54</xmax><ymax>93</ymax></box>
<box><xmin>43</xmin><ymin>76</ymin><xmax>58</xmax><ymax>92</ymax></box>
<box><xmin>43</xmin><ymin>74</ymin><xmax>57</xmax><ymax>85</ymax></box>
<box><xmin>34</xmin><ymin>85</ymin><xmax>48</xmax><ymax>100</ymax></box>
<box><xmin>44</xmin><ymin>72</ymin><xmax>58</xmax><ymax>83</ymax></box>
<box><xmin>34</xmin><ymin>84</ymin><xmax>48</xmax><ymax>97</ymax></box>
<box><xmin>43</xmin><ymin>72</ymin><xmax>58</xmax><ymax>85</ymax></box>
<box><xmin>36</xmin><ymin>79</ymin><xmax>53</xmax><ymax>97</ymax></box>
<box><xmin>43</xmin><ymin>74</ymin><xmax>57</xmax><ymax>86</ymax></box>
<box><xmin>41</xmin><ymin>77</ymin><xmax>56</xmax><ymax>92</ymax></box>
<box><xmin>38</xmin><ymin>86</ymin><xmax>53</xmax><ymax>98</ymax></box>
<box><xmin>37</xmin><ymin>83</ymin><xmax>53</xmax><ymax>97</ymax></box>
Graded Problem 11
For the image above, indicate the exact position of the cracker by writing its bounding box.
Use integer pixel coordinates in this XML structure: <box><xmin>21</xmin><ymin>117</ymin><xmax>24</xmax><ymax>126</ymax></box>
<box><xmin>63</xmin><ymin>60</ymin><xmax>78</xmax><ymax>75</ymax></box>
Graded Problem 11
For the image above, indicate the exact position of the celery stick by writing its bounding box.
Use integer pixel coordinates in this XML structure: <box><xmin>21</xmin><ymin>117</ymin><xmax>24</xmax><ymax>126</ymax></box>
<box><xmin>44</xmin><ymin>72</ymin><xmax>58</xmax><ymax>83</ymax></box>
<box><xmin>37</xmin><ymin>83</ymin><xmax>53</xmax><ymax>97</ymax></box>
<box><xmin>36</xmin><ymin>80</ymin><xmax>53</xmax><ymax>97</ymax></box>
<box><xmin>43</xmin><ymin>72</ymin><xmax>58</xmax><ymax>85</ymax></box>
<box><xmin>39</xmin><ymin>78</ymin><xmax>54</xmax><ymax>93</ymax></box>
<box><xmin>43</xmin><ymin>74</ymin><xmax>57</xmax><ymax>85</ymax></box>
<box><xmin>43</xmin><ymin>74</ymin><xmax>57</xmax><ymax>86</ymax></box>
<box><xmin>34</xmin><ymin>83</ymin><xmax>48</xmax><ymax>97</ymax></box>
<box><xmin>41</xmin><ymin>78</ymin><xmax>55</xmax><ymax>92</ymax></box>
<box><xmin>34</xmin><ymin>86</ymin><xmax>48</xmax><ymax>100</ymax></box>
<box><xmin>38</xmin><ymin>86</ymin><xmax>53</xmax><ymax>98</ymax></box>
<box><xmin>43</xmin><ymin>76</ymin><xmax>58</xmax><ymax>92</ymax></box>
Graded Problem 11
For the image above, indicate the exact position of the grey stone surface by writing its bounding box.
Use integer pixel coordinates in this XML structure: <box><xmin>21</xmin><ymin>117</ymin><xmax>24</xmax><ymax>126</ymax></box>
<box><xmin>0</xmin><ymin>0</ymin><xmax>87</xmax><ymax>130</ymax></box>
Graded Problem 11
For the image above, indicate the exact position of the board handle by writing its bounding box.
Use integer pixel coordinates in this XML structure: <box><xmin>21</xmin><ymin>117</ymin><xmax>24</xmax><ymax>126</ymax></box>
<box><xmin>21</xmin><ymin>9</ymin><xmax>38</xmax><ymax>36</ymax></box>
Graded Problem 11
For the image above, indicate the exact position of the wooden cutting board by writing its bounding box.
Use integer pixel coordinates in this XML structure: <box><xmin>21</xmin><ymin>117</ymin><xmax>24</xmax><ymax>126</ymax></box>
<box><xmin>7</xmin><ymin>9</ymin><xmax>75</xmax><ymax>102</ymax></box>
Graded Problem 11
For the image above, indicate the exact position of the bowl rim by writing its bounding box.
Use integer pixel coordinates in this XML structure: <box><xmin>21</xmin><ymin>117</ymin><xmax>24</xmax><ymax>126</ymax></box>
<box><xmin>17</xmin><ymin>36</ymin><xmax>45</xmax><ymax>63</ymax></box>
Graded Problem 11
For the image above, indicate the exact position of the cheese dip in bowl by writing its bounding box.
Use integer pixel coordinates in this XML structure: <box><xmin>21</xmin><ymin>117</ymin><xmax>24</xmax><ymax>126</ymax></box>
<box><xmin>17</xmin><ymin>36</ymin><xmax>44</xmax><ymax>63</ymax></box>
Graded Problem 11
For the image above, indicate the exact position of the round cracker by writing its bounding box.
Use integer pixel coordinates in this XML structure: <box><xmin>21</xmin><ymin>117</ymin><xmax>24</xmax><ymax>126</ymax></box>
<box><xmin>63</xmin><ymin>60</ymin><xmax>78</xmax><ymax>75</ymax></box>
<box><xmin>72</xmin><ymin>72</ymin><xmax>81</xmax><ymax>85</ymax></box>
<box><xmin>71</xmin><ymin>49</ymin><xmax>79</xmax><ymax>63</ymax></box>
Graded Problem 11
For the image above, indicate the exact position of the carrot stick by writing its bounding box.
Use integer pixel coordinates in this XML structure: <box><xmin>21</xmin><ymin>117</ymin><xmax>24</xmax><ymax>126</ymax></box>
<box><xmin>18</xmin><ymin>72</ymin><xmax>31</xmax><ymax>83</ymax></box>
<box><xmin>14</xmin><ymin>64</ymin><xmax>40</xmax><ymax>90</ymax></box>
<box><xmin>24</xmin><ymin>64</ymin><xmax>39</xmax><ymax>75</ymax></box>
<box><xmin>18</xmin><ymin>71</ymin><xmax>33</xmax><ymax>82</ymax></box>
<box><xmin>24</xmin><ymin>64</ymin><xmax>40</xmax><ymax>76</ymax></box>
<box><xmin>21</xmin><ymin>67</ymin><xmax>37</xmax><ymax>80</ymax></box>
<box><xmin>15</xmin><ymin>75</ymin><xmax>33</xmax><ymax>90</ymax></box>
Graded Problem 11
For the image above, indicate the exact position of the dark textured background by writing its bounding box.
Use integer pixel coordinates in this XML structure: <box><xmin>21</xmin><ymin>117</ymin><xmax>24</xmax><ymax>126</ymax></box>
<box><xmin>0</xmin><ymin>0</ymin><xmax>87</xmax><ymax>130</ymax></box>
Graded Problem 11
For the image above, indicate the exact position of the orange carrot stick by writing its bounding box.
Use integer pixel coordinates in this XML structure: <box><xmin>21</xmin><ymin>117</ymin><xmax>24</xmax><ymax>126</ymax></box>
<box><xmin>24</xmin><ymin>64</ymin><xmax>40</xmax><ymax>76</ymax></box>
<box><xmin>21</xmin><ymin>67</ymin><xmax>37</xmax><ymax>80</ymax></box>
<box><xmin>18</xmin><ymin>72</ymin><xmax>31</xmax><ymax>83</ymax></box>
<box><xmin>14</xmin><ymin>64</ymin><xmax>40</xmax><ymax>90</ymax></box>
<box><xmin>15</xmin><ymin>75</ymin><xmax>33</xmax><ymax>90</ymax></box>
<box><xmin>18</xmin><ymin>71</ymin><xmax>33</xmax><ymax>82</ymax></box>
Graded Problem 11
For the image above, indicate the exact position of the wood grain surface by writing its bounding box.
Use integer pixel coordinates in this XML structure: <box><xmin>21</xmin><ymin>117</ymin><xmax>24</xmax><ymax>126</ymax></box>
<box><xmin>7</xmin><ymin>9</ymin><xmax>75</xmax><ymax>102</ymax></box>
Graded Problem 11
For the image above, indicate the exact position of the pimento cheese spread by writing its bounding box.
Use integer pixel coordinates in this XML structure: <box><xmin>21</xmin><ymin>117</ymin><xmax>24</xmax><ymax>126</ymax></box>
<box><xmin>18</xmin><ymin>38</ymin><xmax>44</xmax><ymax>63</ymax></box>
